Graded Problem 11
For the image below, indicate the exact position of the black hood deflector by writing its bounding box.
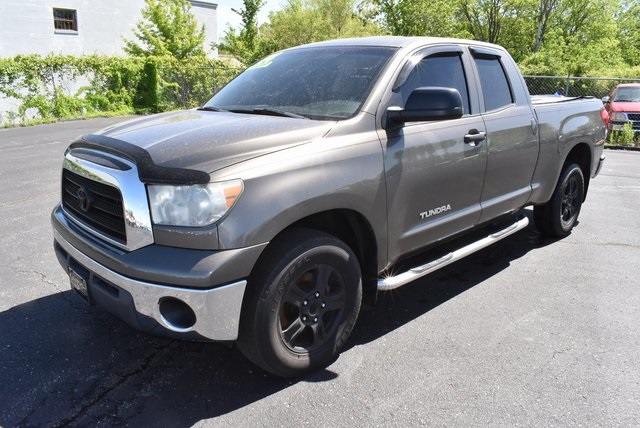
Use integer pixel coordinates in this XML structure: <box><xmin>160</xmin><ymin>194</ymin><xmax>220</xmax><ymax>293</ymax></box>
<box><xmin>69</xmin><ymin>134</ymin><xmax>210</xmax><ymax>185</ymax></box>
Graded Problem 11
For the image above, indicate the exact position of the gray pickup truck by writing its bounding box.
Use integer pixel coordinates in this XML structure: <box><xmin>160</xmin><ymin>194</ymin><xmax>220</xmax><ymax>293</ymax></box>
<box><xmin>52</xmin><ymin>37</ymin><xmax>606</xmax><ymax>377</ymax></box>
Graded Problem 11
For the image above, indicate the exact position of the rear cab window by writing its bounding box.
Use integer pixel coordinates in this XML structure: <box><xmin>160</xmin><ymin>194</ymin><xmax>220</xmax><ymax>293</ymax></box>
<box><xmin>472</xmin><ymin>52</ymin><xmax>514</xmax><ymax>111</ymax></box>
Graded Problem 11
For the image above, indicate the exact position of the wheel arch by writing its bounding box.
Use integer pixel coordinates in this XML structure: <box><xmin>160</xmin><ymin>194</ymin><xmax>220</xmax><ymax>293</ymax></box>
<box><xmin>250</xmin><ymin>209</ymin><xmax>379</xmax><ymax>305</ymax></box>
<box><xmin>563</xmin><ymin>142</ymin><xmax>592</xmax><ymax>201</ymax></box>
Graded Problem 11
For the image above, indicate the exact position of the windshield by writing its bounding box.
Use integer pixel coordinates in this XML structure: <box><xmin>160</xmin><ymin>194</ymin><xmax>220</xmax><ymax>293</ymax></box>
<box><xmin>205</xmin><ymin>46</ymin><xmax>397</xmax><ymax>120</ymax></box>
<box><xmin>613</xmin><ymin>87</ymin><xmax>640</xmax><ymax>102</ymax></box>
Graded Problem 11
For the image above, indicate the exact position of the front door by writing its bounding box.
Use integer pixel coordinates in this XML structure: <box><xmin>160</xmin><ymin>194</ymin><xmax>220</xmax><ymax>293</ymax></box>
<box><xmin>382</xmin><ymin>47</ymin><xmax>488</xmax><ymax>263</ymax></box>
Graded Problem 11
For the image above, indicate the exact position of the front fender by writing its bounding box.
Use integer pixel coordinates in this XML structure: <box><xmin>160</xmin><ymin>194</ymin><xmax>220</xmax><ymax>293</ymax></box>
<box><xmin>213</xmin><ymin>127</ymin><xmax>388</xmax><ymax>268</ymax></box>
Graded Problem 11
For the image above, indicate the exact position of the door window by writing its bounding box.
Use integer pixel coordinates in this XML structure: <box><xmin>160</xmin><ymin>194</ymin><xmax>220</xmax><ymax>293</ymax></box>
<box><xmin>397</xmin><ymin>53</ymin><xmax>471</xmax><ymax>115</ymax></box>
<box><xmin>473</xmin><ymin>56</ymin><xmax>513</xmax><ymax>111</ymax></box>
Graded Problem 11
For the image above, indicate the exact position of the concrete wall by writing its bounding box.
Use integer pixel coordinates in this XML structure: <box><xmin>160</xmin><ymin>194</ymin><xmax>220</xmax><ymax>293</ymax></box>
<box><xmin>189</xmin><ymin>0</ymin><xmax>218</xmax><ymax>53</ymax></box>
<box><xmin>0</xmin><ymin>0</ymin><xmax>217</xmax><ymax>57</ymax></box>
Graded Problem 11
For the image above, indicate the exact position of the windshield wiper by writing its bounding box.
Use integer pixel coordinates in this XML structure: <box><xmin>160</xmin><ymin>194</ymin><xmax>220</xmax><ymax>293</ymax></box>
<box><xmin>229</xmin><ymin>108</ymin><xmax>308</xmax><ymax>119</ymax></box>
<box><xmin>198</xmin><ymin>106</ymin><xmax>228</xmax><ymax>112</ymax></box>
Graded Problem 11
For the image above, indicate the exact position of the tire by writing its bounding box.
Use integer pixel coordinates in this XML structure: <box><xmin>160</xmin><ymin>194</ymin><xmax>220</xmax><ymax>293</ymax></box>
<box><xmin>534</xmin><ymin>162</ymin><xmax>585</xmax><ymax>238</ymax></box>
<box><xmin>237</xmin><ymin>228</ymin><xmax>362</xmax><ymax>377</ymax></box>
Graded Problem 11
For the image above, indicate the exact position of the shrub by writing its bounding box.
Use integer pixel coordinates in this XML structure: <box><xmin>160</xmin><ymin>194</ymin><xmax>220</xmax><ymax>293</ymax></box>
<box><xmin>0</xmin><ymin>54</ymin><xmax>244</xmax><ymax>125</ymax></box>
<box><xmin>607</xmin><ymin>122</ymin><xmax>637</xmax><ymax>146</ymax></box>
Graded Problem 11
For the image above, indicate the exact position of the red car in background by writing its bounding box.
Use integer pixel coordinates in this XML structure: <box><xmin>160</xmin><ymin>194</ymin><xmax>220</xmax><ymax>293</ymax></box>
<box><xmin>601</xmin><ymin>83</ymin><xmax>640</xmax><ymax>132</ymax></box>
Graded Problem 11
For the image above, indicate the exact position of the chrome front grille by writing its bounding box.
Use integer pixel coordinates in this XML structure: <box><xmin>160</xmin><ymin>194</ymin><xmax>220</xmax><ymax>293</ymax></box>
<box><xmin>62</xmin><ymin>169</ymin><xmax>126</xmax><ymax>243</ymax></box>
<box><xmin>61</xmin><ymin>148</ymin><xmax>155</xmax><ymax>252</ymax></box>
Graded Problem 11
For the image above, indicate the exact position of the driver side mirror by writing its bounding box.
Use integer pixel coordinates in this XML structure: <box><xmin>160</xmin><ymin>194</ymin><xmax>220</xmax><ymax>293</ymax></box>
<box><xmin>601</xmin><ymin>96</ymin><xmax>610</xmax><ymax>104</ymax></box>
<box><xmin>387</xmin><ymin>87</ymin><xmax>463</xmax><ymax>126</ymax></box>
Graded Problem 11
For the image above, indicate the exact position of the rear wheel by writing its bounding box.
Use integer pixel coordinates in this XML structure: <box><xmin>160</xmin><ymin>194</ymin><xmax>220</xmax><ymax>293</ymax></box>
<box><xmin>237</xmin><ymin>228</ymin><xmax>362</xmax><ymax>377</ymax></box>
<box><xmin>534</xmin><ymin>162</ymin><xmax>585</xmax><ymax>238</ymax></box>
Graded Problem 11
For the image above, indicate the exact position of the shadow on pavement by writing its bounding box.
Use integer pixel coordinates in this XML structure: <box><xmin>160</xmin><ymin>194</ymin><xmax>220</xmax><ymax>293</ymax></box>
<box><xmin>0</xmin><ymin>218</ymin><xmax>558</xmax><ymax>427</ymax></box>
<box><xmin>350</xmin><ymin>214</ymin><xmax>556</xmax><ymax>347</ymax></box>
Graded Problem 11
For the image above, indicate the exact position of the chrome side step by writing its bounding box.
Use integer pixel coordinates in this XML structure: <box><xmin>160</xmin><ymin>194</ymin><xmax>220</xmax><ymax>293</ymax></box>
<box><xmin>377</xmin><ymin>216</ymin><xmax>530</xmax><ymax>291</ymax></box>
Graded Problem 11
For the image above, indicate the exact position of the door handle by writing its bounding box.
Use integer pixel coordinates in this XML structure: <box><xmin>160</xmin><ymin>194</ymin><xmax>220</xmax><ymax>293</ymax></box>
<box><xmin>464</xmin><ymin>130</ymin><xmax>486</xmax><ymax>146</ymax></box>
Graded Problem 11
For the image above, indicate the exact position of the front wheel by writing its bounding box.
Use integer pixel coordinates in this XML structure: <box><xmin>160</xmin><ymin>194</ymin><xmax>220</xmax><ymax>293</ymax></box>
<box><xmin>237</xmin><ymin>228</ymin><xmax>362</xmax><ymax>377</ymax></box>
<box><xmin>534</xmin><ymin>162</ymin><xmax>585</xmax><ymax>238</ymax></box>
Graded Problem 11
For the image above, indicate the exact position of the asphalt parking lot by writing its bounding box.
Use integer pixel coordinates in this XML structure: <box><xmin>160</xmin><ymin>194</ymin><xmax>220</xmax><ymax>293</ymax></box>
<box><xmin>1</xmin><ymin>117</ymin><xmax>639</xmax><ymax>427</ymax></box>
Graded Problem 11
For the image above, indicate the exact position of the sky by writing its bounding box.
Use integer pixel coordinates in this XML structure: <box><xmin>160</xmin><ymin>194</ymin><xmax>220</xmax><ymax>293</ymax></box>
<box><xmin>217</xmin><ymin>0</ymin><xmax>284</xmax><ymax>31</ymax></box>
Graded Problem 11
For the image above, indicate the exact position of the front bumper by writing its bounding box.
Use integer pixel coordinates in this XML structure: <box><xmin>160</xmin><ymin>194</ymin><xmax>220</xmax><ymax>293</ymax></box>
<box><xmin>52</xmin><ymin>205</ymin><xmax>267</xmax><ymax>341</ymax></box>
<box><xmin>54</xmin><ymin>228</ymin><xmax>247</xmax><ymax>341</ymax></box>
<box><xmin>52</xmin><ymin>204</ymin><xmax>266</xmax><ymax>289</ymax></box>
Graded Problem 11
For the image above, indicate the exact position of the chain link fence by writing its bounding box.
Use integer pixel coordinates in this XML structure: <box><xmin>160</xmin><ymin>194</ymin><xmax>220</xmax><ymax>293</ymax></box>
<box><xmin>156</xmin><ymin>65</ymin><xmax>244</xmax><ymax>109</ymax></box>
<box><xmin>0</xmin><ymin>62</ymin><xmax>246</xmax><ymax>125</ymax></box>
<box><xmin>4</xmin><ymin>62</ymin><xmax>640</xmax><ymax>125</ymax></box>
<box><xmin>153</xmin><ymin>71</ymin><xmax>640</xmax><ymax>108</ymax></box>
<box><xmin>524</xmin><ymin>75</ymin><xmax>640</xmax><ymax>98</ymax></box>
<box><xmin>159</xmin><ymin>71</ymin><xmax>640</xmax><ymax>107</ymax></box>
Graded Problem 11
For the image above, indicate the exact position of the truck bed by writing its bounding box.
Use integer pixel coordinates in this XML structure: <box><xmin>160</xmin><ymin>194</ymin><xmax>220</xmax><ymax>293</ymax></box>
<box><xmin>531</xmin><ymin>94</ymin><xmax>597</xmax><ymax>105</ymax></box>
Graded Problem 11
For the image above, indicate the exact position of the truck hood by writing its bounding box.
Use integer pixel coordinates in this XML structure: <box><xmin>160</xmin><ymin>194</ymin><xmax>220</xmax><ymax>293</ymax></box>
<box><xmin>96</xmin><ymin>110</ymin><xmax>335</xmax><ymax>173</ymax></box>
<box><xmin>610</xmin><ymin>101</ymin><xmax>640</xmax><ymax>112</ymax></box>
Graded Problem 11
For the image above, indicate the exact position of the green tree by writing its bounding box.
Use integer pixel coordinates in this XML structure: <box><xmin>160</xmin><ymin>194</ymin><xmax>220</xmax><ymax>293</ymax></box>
<box><xmin>458</xmin><ymin>0</ymin><xmax>508</xmax><ymax>43</ymax></box>
<box><xmin>123</xmin><ymin>0</ymin><xmax>206</xmax><ymax>59</ymax></box>
<box><xmin>221</xmin><ymin>0</ymin><xmax>382</xmax><ymax>64</ymax></box>
<box><xmin>520</xmin><ymin>0</ymin><xmax>625</xmax><ymax>76</ymax></box>
<box><xmin>235</xmin><ymin>0</ymin><xmax>264</xmax><ymax>51</ymax></box>
<box><xmin>219</xmin><ymin>0</ymin><xmax>636</xmax><ymax>79</ymax></box>
<box><xmin>617</xmin><ymin>0</ymin><xmax>640</xmax><ymax>66</ymax></box>
<box><xmin>364</xmin><ymin>0</ymin><xmax>457</xmax><ymax>36</ymax></box>
<box><xmin>260</xmin><ymin>0</ymin><xmax>326</xmax><ymax>51</ymax></box>
<box><xmin>534</xmin><ymin>0</ymin><xmax>561</xmax><ymax>52</ymax></box>
<box><xmin>218</xmin><ymin>0</ymin><xmax>265</xmax><ymax>64</ymax></box>
<box><xmin>261</xmin><ymin>0</ymin><xmax>382</xmax><ymax>51</ymax></box>
<box><xmin>450</xmin><ymin>0</ymin><xmax>540</xmax><ymax>61</ymax></box>
<box><xmin>366</xmin><ymin>0</ymin><xmax>633</xmax><ymax>71</ymax></box>
<box><xmin>364</xmin><ymin>0</ymin><xmax>538</xmax><ymax>60</ymax></box>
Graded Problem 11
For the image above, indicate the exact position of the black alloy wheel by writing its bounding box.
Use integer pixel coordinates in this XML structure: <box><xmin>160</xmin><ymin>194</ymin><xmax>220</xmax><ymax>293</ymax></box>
<box><xmin>534</xmin><ymin>162</ymin><xmax>585</xmax><ymax>238</ymax></box>
<box><xmin>237</xmin><ymin>228</ymin><xmax>362</xmax><ymax>378</ymax></box>
<box><xmin>560</xmin><ymin>172</ymin><xmax>582</xmax><ymax>229</ymax></box>
<box><xmin>279</xmin><ymin>264</ymin><xmax>347</xmax><ymax>352</ymax></box>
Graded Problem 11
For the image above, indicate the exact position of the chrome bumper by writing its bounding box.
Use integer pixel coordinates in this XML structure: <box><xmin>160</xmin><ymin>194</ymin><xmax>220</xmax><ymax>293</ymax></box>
<box><xmin>54</xmin><ymin>229</ymin><xmax>246</xmax><ymax>341</ymax></box>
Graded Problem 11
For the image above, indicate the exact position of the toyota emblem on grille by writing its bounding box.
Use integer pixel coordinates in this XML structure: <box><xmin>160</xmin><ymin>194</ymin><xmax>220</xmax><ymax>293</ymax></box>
<box><xmin>76</xmin><ymin>187</ymin><xmax>93</xmax><ymax>212</ymax></box>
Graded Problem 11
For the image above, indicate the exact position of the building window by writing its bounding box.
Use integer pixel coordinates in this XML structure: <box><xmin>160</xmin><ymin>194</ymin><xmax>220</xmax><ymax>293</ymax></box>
<box><xmin>53</xmin><ymin>8</ymin><xmax>78</xmax><ymax>32</ymax></box>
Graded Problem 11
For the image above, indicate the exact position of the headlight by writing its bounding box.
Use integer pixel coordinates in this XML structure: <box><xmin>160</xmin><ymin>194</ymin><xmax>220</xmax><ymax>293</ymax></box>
<box><xmin>611</xmin><ymin>112</ymin><xmax>627</xmax><ymax>121</ymax></box>
<box><xmin>147</xmin><ymin>180</ymin><xmax>243</xmax><ymax>227</ymax></box>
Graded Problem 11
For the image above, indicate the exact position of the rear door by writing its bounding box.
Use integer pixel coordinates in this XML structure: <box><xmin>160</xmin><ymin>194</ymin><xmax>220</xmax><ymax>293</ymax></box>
<box><xmin>469</xmin><ymin>47</ymin><xmax>539</xmax><ymax>222</ymax></box>
<box><xmin>382</xmin><ymin>46</ymin><xmax>488</xmax><ymax>262</ymax></box>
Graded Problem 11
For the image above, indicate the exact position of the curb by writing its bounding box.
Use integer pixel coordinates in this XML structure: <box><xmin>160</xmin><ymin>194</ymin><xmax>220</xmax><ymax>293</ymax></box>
<box><xmin>604</xmin><ymin>145</ymin><xmax>640</xmax><ymax>152</ymax></box>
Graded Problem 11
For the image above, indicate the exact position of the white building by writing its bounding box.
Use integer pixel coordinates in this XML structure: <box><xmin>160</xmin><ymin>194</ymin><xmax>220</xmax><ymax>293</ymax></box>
<box><xmin>0</xmin><ymin>0</ymin><xmax>218</xmax><ymax>58</ymax></box>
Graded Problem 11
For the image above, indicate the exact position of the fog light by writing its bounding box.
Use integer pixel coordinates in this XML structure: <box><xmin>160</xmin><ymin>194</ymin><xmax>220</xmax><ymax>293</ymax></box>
<box><xmin>158</xmin><ymin>297</ymin><xmax>196</xmax><ymax>331</ymax></box>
